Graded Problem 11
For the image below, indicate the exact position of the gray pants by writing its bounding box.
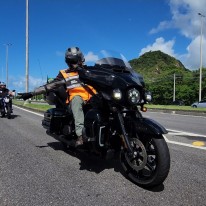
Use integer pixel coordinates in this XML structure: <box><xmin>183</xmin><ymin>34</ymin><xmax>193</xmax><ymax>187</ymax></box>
<box><xmin>70</xmin><ymin>95</ymin><xmax>85</xmax><ymax>137</ymax></box>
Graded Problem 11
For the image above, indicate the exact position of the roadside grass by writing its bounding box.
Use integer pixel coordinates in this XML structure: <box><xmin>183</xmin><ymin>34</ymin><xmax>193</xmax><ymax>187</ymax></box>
<box><xmin>146</xmin><ymin>104</ymin><xmax>206</xmax><ymax>112</ymax></box>
<box><xmin>13</xmin><ymin>100</ymin><xmax>53</xmax><ymax>112</ymax></box>
<box><xmin>13</xmin><ymin>99</ymin><xmax>206</xmax><ymax>112</ymax></box>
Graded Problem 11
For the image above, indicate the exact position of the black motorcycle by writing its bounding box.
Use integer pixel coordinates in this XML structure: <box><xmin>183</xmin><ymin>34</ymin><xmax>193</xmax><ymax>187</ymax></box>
<box><xmin>42</xmin><ymin>51</ymin><xmax>170</xmax><ymax>188</ymax></box>
<box><xmin>0</xmin><ymin>94</ymin><xmax>12</xmax><ymax>119</ymax></box>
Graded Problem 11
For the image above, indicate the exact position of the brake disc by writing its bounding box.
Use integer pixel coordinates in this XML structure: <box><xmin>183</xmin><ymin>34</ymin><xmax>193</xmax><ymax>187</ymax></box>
<box><xmin>125</xmin><ymin>138</ymin><xmax>147</xmax><ymax>171</ymax></box>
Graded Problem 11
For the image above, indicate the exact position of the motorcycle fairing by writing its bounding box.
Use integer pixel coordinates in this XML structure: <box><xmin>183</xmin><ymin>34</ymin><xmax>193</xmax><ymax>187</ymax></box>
<box><xmin>79</xmin><ymin>67</ymin><xmax>145</xmax><ymax>106</ymax></box>
<box><xmin>84</xmin><ymin>108</ymin><xmax>107</xmax><ymax>147</ymax></box>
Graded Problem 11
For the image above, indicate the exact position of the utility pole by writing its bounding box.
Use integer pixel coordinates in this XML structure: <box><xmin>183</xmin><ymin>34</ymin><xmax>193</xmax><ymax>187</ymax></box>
<box><xmin>198</xmin><ymin>12</ymin><xmax>205</xmax><ymax>102</ymax></box>
<box><xmin>4</xmin><ymin>43</ymin><xmax>12</xmax><ymax>88</ymax></box>
<box><xmin>26</xmin><ymin>0</ymin><xmax>29</xmax><ymax>92</ymax></box>
<box><xmin>173</xmin><ymin>73</ymin><xmax>176</xmax><ymax>102</ymax></box>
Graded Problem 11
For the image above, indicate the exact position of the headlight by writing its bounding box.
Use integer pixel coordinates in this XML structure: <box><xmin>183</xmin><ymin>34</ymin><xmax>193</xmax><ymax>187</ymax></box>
<box><xmin>127</xmin><ymin>88</ymin><xmax>140</xmax><ymax>104</ymax></box>
<box><xmin>112</xmin><ymin>89</ymin><xmax>122</xmax><ymax>100</ymax></box>
<box><xmin>145</xmin><ymin>91</ymin><xmax>152</xmax><ymax>102</ymax></box>
<box><xmin>4</xmin><ymin>97</ymin><xmax>10</xmax><ymax>103</ymax></box>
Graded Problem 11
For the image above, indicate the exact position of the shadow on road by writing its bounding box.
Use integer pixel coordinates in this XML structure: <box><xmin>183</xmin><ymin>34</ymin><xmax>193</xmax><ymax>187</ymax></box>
<box><xmin>1</xmin><ymin>114</ymin><xmax>19</xmax><ymax>119</ymax></box>
<box><xmin>36</xmin><ymin>141</ymin><xmax>165</xmax><ymax>192</ymax></box>
<box><xmin>47</xmin><ymin>141</ymin><xmax>122</xmax><ymax>174</ymax></box>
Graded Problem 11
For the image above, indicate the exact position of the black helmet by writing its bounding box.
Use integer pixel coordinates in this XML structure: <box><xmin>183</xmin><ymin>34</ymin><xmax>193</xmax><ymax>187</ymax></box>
<box><xmin>0</xmin><ymin>82</ymin><xmax>6</xmax><ymax>87</ymax></box>
<box><xmin>65</xmin><ymin>47</ymin><xmax>85</xmax><ymax>66</ymax></box>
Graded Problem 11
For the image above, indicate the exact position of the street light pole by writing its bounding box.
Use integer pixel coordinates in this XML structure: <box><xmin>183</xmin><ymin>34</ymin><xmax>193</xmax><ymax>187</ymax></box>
<box><xmin>198</xmin><ymin>13</ymin><xmax>205</xmax><ymax>102</ymax></box>
<box><xmin>4</xmin><ymin>43</ymin><xmax>12</xmax><ymax>88</ymax></box>
<box><xmin>26</xmin><ymin>0</ymin><xmax>29</xmax><ymax>92</ymax></box>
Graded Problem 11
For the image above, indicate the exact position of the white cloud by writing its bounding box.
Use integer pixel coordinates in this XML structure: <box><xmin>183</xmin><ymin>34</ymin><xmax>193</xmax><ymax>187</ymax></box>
<box><xmin>9</xmin><ymin>75</ymin><xmax>46</xmax><ymax>93</ymax></box>
<box><xmin>84</xmin><ymin>51</ymin><xmax>99</xmax><ymax>63</ymax></box>
<box><xmin>139</xmin><ymin>37</ymin><xmax>176</xmax><ymax>57</ymax></box>
<box><xmin>56</xmin><ymin>51</ymin><xmax>64</xmax><ymax>57</ymax></box>
<box><xmin>149</xmin><ymin>21</ymin><xmax>174</xmax><ymax>35</ymax></box>
<box><xmin>150</xmin><ymin>0</ymin><xmax>206</xmax><ymax>38</ymax></box>
<box><xmin>169</xmin><ymin>0</ymin><xmax>206</xmax><ymax>38</ymax></box>
<box><xmin>180</xmin><ymin>36</ymin><xmax>206</xmax><ymax>69</ymax></box>
<box><xmin>147</xmin><ymin>0</ymin><xmax>206</xmax><ymax>70</ymax></box>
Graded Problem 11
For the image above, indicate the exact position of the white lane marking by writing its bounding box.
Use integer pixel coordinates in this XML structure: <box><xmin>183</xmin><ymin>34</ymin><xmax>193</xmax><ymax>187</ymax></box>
<box><xmin>13</xmin><ymin>105</ymin><xmax>44</xmax><ymax>117</ymax></box>
<box><xmin>167</xmin><ymin>128</ymin><xmax>206</xmax><ymax>138</ymax></box>
<box><xmin>144</xmin><ymin>111</ymin><xmax>206</xmax><ymax>119</ymax></box>
<box><xmin>15</xmin><ymin>105</ymin><xmax>206</xmax><ymax>150</ymax></box>
<box><xmin>163</xmin><ymin>135</ymin><xmax>206</xmax><ymax>150</ymax></box>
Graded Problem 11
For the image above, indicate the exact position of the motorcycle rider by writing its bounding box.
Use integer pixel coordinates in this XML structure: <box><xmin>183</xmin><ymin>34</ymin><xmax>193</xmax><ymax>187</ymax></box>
<box><xmin>20</xmin><ymin>47</ymin><xmax>96</xmax><ymax>147</ymax></box>
<box><xmin>0</xmin><ymin>82</ymin><xmax>13</xmax><ymax>113</ymax></box>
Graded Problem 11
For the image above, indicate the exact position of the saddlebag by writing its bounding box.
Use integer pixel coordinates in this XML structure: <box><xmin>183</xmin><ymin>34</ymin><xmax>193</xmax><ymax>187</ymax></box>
<box><xmin>42</xmin><ymin>108</ymin><xmax>71</xmax><ymax>133</ymax></box>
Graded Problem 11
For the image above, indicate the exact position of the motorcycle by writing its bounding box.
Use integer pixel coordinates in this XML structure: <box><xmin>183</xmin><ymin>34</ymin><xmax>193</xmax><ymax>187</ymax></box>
<box><xmin>42</xmin><ymin>50</ymin><xmax>170</xmax><ymax>188</ymax></box>
<box><xmin>0</xmin><ymin>94</ymin><xmax>12</xmax><ymax>119</ymax></box>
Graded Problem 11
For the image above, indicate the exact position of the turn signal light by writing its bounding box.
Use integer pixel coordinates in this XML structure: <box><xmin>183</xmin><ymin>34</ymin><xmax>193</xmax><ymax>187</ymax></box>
<box><xmin>141</xmin><ymin>107</ymin><xmax>147</xmax><ymax>112</ymax></box>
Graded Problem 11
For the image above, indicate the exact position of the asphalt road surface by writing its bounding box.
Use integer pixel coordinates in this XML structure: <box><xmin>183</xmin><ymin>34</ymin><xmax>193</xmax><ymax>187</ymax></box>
<box><xmin>143</xmin><ymin>111</ymin><xmax>206</xmax><ymax>149</ymax></box>
<box><xmin>0</xmin><ymin>106</ymin><xmax>205</xmax><ymax>206</ymax></box>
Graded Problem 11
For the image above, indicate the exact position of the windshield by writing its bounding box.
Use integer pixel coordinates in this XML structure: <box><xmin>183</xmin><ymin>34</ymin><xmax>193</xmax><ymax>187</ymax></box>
<box><xmin>85</xmin><ymin>50</ymin><xmax>132</xmax><ymax>71</ymax></box>
<box><xmin>84</xmin><ymin>49</ymin><xmax>144</xmax><ymax>88</ymax></box>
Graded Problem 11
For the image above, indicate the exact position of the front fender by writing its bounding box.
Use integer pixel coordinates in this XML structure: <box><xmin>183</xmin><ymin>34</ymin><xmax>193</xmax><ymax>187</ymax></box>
<box><xmin>135</xmin><ymin>117</ymin><xmax>168</xmax><ymax>135</ymax></box>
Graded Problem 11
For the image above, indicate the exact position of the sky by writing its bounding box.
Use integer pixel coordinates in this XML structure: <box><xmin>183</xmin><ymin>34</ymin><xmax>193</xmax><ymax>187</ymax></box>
<box><xmin>0</xmin><ymin>0</ymin><xmax>206</xmax><ymax>92</ymax></box>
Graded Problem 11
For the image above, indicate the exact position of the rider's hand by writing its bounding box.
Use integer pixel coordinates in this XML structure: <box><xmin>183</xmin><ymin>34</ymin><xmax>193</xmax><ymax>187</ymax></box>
<box><xmin>19</xmin><ymin>92</ymin><xmax>34</xmax><ymax>101</ymax></box>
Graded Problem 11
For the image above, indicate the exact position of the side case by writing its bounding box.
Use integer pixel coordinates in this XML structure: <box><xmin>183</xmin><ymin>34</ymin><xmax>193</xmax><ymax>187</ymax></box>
<box><xmin>42</xmin><ymin>108</ymin><xmax>71</xmax><ymax>133</ymax></box>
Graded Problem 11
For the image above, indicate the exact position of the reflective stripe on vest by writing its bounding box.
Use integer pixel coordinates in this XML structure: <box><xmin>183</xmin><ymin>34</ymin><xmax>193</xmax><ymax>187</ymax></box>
<box><xmin>60</xmin><ymin>70</ymin><xmax>81</xmax><ymax>89</ymax></box>
<box><xmin>60</xmin><ymin>69</ymin><xmax>96</xmax><ymax>102</ymax></box>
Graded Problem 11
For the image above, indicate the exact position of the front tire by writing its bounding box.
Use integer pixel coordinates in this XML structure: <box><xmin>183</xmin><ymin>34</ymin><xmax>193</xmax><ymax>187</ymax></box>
<box><xmin>120</xmin><ymin>135</ymin><xmax>170</xmax><ymax>188</ymax></box>
<box><xmin>7</xmin><ymin>106</ymin><xmax>11</xmax><ymax>119</ymax></box>
<box><xmin>1</xmin><ymin>111</ymin><xmax>5</xmax><ymax>118</ymax></box>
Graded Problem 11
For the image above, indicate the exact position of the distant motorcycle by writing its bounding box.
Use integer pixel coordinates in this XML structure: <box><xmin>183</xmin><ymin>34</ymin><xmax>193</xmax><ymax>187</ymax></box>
<box><xmin>41</xmin><ymin>50</ymin><xmax>170</xmax><ymax>188</ymax></box>
<box><xmin>0</xmin><ymin>94</ymin><xmax>12</xmax><ymax>119</ymax></box>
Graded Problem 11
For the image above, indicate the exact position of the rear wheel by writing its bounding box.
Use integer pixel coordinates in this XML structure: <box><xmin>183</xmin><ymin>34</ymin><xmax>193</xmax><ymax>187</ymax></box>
<box><xmin>120</xmin><ymin>134</ymin><xmax>170</xmax><ymax>188</ymax></box>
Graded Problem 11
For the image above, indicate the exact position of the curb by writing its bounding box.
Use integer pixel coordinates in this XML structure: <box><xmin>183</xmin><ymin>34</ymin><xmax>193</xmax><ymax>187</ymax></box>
<box><xmin>148</xmin><ymin>108</ymin><xmax>206</xmax><ymax>117</ymax></box>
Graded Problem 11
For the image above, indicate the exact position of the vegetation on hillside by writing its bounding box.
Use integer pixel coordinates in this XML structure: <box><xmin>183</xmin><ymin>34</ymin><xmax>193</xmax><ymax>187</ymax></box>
<box><xmin>129</xmin><ymin>50</ymin><xmax>206</xmax><ymax>105</ymax></box>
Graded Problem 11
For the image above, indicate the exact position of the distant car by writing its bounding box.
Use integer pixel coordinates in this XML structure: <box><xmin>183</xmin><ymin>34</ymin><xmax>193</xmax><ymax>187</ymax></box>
<box><xmin>191</xmin><ymin>100</ymin><xmax>206</xmax><ymax>108</ymax></box>
<box><xmin>172</xmin><ymin>100</ymin><xmax>185</xmax><ymax>106</ymax></box>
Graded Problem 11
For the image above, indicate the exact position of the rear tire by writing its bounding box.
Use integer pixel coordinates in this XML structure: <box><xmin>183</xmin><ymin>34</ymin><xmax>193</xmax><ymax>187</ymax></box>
<box><xmin>120</xmin><ymin>135</ymin><xmax>170</xmax><ymax>188</ymax></box>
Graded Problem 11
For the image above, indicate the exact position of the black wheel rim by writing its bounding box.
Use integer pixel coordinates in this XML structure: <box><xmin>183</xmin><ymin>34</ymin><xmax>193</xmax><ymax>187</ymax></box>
<box><xmin>121</xmin><ymin>138</ymin><xmax>157</xmax><ymax>182</ymax></box>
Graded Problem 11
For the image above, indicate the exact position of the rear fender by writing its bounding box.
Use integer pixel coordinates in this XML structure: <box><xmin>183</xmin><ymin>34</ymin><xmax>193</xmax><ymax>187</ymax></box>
<box><xmin>135</xmin><ymin>117</ymin><xmax>167</xmax><ymax>135</ymax></box>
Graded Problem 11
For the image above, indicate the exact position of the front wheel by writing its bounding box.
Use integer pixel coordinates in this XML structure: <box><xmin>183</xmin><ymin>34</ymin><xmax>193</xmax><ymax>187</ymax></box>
<box><xmin>7</xmin><ymin>106</ymin><xmax>11</xmax><ymax>119</ymax></box>
<box><xmin>1</xmin><ymin>110</ymin><xmax>5</xmax><ymax>118</ymax></box>
<box><xmin>120</xmin><ymin>135</ymin><xmax>170</xmax><ymax>188</ymax></box>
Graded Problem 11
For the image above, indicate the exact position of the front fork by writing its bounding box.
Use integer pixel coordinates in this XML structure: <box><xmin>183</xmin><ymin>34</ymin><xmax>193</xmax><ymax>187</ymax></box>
<box><xmin>0</xmin><ymin>101</ymin><xmax>5</xmax><ymax>113</ymax></box>
<box><xmin>117</xmin><ymin>111</ymin><xmax>134</xmax><ymax>154</ymax></box>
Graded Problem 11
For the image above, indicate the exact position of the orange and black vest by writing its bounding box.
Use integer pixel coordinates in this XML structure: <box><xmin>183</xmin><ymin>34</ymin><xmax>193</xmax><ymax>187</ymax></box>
<box><xmin>60</xmin><ymin>69</ymin><xmax>96</xmax><ymax>103</ymax></box>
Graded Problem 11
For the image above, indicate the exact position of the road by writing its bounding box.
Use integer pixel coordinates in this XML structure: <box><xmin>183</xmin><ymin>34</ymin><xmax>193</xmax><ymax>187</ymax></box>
<box><xmin>143</xmin><ymin>111</ymin><xmax>206</xmax><ymax>149</ymax></box>
<box><xmin>0</xmin><ymin>106</ymin><xmax>205</xmax><ymax>206</ymax></box>
<box><xmin>143</xmin><ymin>110</ymin><xmax>206</xmax><ymax>135</ymax></box>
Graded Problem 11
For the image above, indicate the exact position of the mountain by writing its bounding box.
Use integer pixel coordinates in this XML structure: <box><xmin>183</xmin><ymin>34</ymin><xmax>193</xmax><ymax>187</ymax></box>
<box><xmin>128</xmin><ymin>50</ymin><xmax>201</xmax><ymax>105</ymax></box>
<box><xmin>129</xmin><ymin>50</ymin><xmax>190</xmax><ymax>82</ymax></box>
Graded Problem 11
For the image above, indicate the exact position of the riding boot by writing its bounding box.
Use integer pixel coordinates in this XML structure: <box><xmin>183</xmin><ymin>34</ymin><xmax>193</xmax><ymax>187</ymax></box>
<box><xmin>75</xmin><ymin>136</ymin><xmax>83</xmax><ymax>147</ymax></box>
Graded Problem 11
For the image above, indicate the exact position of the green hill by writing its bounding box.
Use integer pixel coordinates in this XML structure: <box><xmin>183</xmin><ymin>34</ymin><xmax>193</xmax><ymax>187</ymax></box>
<box><xmin>129</xmin><ymin>50</ymin><xmax>205</xmax><ymax>105</ymax></box>
<box><xmin>129</xmin><ymin>50</ymin><xmax>190</xmax><ymax>82</ymax></box>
